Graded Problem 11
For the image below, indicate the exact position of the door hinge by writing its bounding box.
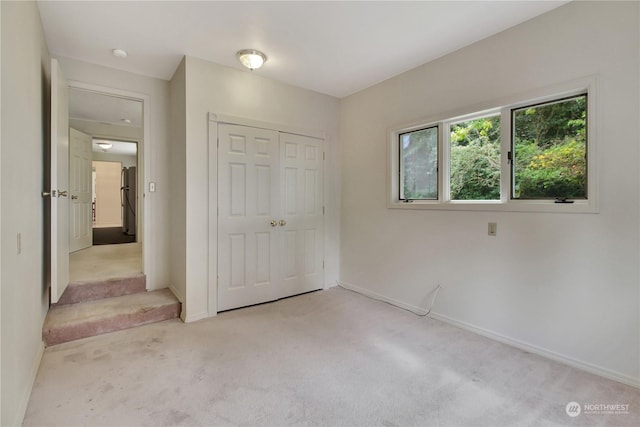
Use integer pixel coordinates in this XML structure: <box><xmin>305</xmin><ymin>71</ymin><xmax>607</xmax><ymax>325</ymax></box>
<box><xmin>323</xmin><ymin>152</ymin><xmax>325</xmax><ymax>160</ymax></box>
<box><xmin>322</xmin><ymin>261</ymin><xmax>325</xmax><ymax>269</ymax></box>
<box><xmin>322</xmin><ymin>206</ymin><xmax>325</xmax><ymax>215</ymax></box>
<box><xmin>217</xmin><ymin>138</ymin><xmax>220</xmax><ymax>148</ymax></box>
<box><xmin>507</xmin><ymin>151</ymin><xmax>513</xmax><ymax>164</ymax></box>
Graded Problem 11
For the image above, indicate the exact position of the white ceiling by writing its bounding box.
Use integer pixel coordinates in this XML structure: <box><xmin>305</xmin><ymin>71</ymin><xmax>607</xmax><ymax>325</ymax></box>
<box><xmin>38</xmin><ymin>1</ymin><xmax>568</xmax><ymax>98</ymax></box>
<box><xmin>69</xmin><ymin>88</ymin><xmax>143</xmax><ymax>128</ymax></box>
<box><xmin>93</xmin><ymin>139</ymin><xmax>138</xmax><ymax>156</ymax></box>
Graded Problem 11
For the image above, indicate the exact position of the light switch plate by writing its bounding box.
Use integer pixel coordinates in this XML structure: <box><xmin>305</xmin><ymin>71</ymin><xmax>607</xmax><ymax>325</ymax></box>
<box><xmin>488</xmin><ymin>222</ymin><xmax>497</xmax><ymax>237</ymax></box>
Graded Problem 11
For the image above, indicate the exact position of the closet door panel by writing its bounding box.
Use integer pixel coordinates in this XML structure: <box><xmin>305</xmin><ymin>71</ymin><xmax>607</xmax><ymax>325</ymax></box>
<box><xmin>218</xmin><ymin>124</ymin><xmax>280</xmax><ymax>311</ymax></box>
<box><xmin>279</xmin><ymin>132</ymin><xmax>324</xmax><ymax>298</ymax></box>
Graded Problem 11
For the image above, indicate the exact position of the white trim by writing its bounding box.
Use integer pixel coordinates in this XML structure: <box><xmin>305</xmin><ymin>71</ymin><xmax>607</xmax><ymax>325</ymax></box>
<box><xmin>388</xmin><ymin>75</ymin><xmax>599</xmax><ymax>214</ymax></box>
<box><xmin>430</xmin><ymin>312</ymin><xmax>640</xmax><ymax>389</ymax></box>
<box><xmin>182</xmin><ymin>311</ymin><xmax>209</xmax><ymax>323</ymax></box>
<box><xmin>207</xmin><ymin>119</ymin><xmax>218</xmax><ymax>317</ymax></box>
<box><xmin>67</xmin><ymin>81</ymin><xmax>153</xmax><ymax>289</ymax></box>
<box><xmin>12</xmin><ymin>341</ymin><xmax>44</xmax><ymax>427</ymax></box>
<box><xmin>209</xmin><ymin>113</ymin><xmax>325</xmax><ymax>140</ymax></box>
<box><xmin>339</xmin><ymin>281</ymin><xmax>640</xmax><ymax>389</ymax></box>
<box><xmin>169</xmin><ymin>284</ymin><xmax>184</xmax><ymax>305</ymax></box>
<box><xmin>338</xmin><ymin>281</ymin><xmax>428</xmax><ymax>314</ymax></box>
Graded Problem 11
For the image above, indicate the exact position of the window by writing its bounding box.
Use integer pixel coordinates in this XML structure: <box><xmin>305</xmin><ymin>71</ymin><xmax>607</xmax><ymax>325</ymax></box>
<box><xmin>400</xmin><ymin>126</ymin><xmax>438</xmax><ymax>200</ymax></box>
<box><xmin>511</xmin><ymin>94</ymin><xmax>587</xmax><ymax>200</ymax></box>
<box><xmin>388</xmin><ymin>77</ymin><xmax>596</xmax><ymax>213</ymax></box>
<box><xmin>449</xmin><ymin>114</ymin><xmax>501</xmax><ymax>201</ymax></box>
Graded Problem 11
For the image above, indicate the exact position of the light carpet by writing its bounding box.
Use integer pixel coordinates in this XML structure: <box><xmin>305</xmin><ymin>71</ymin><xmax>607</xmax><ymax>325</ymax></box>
<box><xmin>24</xmin><ymin>287</ymin><xmax>640</xmax><ymax>426</ymax></box>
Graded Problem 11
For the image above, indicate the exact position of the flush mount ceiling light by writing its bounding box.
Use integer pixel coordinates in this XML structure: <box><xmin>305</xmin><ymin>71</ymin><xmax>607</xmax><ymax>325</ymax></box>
<box><xmin>236</xmin><ymin>49</ymin><xmax>267</xmax><ymax>70</ymax></box>
<box><xmin>121</xmin><ymin>118</ymin><xmax>132</xmax><ymax>124</ymax></box>
<box><xmin>97</xmin><ymin>142</ymin><xmax>112</xmax><ymax>152</ymax></box>
<box><xmin>112</xmin><ymin>48</ymin><xmax>127</xmax><ymax>58</ymax></box>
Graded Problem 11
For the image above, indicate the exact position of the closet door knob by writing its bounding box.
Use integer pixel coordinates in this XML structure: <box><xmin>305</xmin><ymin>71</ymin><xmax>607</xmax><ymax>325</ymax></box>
<box><xmin>279</xmin><ymin>220</ymin><xmax>286</xmax><ymax>226</ymax></box>
<box><xmin>270</xmin><ymin>220</ymin><xmax>278</xmax><ymax>227</ymax></box>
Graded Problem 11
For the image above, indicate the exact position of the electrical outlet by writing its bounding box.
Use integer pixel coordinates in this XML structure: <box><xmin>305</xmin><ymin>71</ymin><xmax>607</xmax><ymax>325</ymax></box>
<box><xmin>149</xmin><ymin>182</ymin><xmax>156</xmax><ymax>192</ymax></box>
<box><xmin>488</xmin><ymin>222</ymin><xmax>497</xmax><ymax>237</ymax></box>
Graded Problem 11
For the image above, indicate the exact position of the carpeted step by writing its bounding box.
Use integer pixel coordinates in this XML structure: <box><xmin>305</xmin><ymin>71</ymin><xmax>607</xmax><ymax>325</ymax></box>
<box><xmin>55</xmin><ymin>274</ymin><xmax>146</xmax><ymax>306</ymax></box>
<box><xmin>43</xmin><ymin>289</ymin><xmax>181</xmax><ymax>346</ymax></box>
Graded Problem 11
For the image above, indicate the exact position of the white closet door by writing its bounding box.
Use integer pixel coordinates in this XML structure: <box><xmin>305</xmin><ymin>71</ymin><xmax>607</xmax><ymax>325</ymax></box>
<box><xmin>218</xmin><ymin>124</ymin><xmax>280</xmax><ymax>311</ymax></box>
<box><xmin>279</xmin><ymin>133</ymin><xmax>324</xmax><ymax>298</ymax></box>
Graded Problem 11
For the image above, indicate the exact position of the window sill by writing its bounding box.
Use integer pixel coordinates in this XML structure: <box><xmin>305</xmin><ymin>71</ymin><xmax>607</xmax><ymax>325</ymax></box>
<box><xmin>388</xmin><ymin>199</ymin><xmax>598</xmax><ymax>214</ymax></box>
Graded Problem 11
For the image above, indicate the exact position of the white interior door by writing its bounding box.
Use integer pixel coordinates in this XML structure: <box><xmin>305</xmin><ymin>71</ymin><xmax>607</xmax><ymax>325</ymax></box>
<box><xmin>69</xmin><ymin>127</ymin><xmax>92</xmax><ymax>252</ymax></box>
<box><xmin>218</xmin><ymin>124</ymin><xmax>280</xmax><ymax>311</ymax></box>
<box><xmin>279</xmin><ymin>133</ymin><xmax>324</xmax><ymax>298</ymax></box>
<box><xmin>50</xmin><ymin>58</ymin><xmax>70</xmax><ymax>303</ymax></box>
<box><xmin>217</xmin><ymin>124</ymin><xmax>324</xmax><ymax>311</ymax></box>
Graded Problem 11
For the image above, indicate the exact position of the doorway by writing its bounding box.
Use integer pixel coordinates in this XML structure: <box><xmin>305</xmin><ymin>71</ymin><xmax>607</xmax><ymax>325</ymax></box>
<box><xmin>67</xmin><ymin>86</ymin><xmax>145</xmax><ymax>284</ymax></box>
<box><xmin>91</xmin><ymin>139</ymin><xmax>138</xmax><ymax>245</ymax></box>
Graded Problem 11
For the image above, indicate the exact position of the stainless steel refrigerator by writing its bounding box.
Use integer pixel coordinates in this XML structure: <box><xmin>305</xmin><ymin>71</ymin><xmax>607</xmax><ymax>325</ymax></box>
<box><xmin>121</xmin><ymin>166</ymin><xmax>136</xmax><ymax>236</ymax></box>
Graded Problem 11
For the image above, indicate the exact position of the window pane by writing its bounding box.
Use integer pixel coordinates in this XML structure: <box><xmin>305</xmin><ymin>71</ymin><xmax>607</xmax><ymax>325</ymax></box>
<box><xmin>512</xmin><ymin>95</ymin><xmax>587</xmax><ymax>199</ymax></box>
<box><xmin>450</xmin><ymin>115</ymin><xmax>501</xmax><ymax>200</ymax></box>
<box><xmin>400</xmin><ymin>126</ymin><xmax>438</xmax><ymax>200</ymax></box>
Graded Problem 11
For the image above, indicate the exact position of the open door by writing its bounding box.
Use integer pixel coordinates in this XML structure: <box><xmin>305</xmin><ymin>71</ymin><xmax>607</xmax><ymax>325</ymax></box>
<box><xmin>69</xmin><ymin>127</ymin><xmax>92</xmax><ymax>252</ymax></box>
<box><xmin>49</xmin><ymin>58</ymin><xmax>70</xmax><ymax>303</ymax></box>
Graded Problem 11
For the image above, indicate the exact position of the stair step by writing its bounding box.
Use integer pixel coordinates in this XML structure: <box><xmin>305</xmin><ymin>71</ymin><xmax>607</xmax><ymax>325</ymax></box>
<box><xmin>55</xmin><ymin>274</ymin><xmax>146</xmax><ymax>305</ymax></box>
<box><xmin>43</xmin><ymin>289</ymin><xmax>181</xmax><ymax>346</ymax></box>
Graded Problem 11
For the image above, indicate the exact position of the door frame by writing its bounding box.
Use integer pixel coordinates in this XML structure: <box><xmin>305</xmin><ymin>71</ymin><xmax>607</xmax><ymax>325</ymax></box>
<box><xmin>207</xmin><ymin>113</ymin><xmax>326</xmax><ymax>316</ymax></box>
<box><xmin>69</xmin><ymin>81</ymin><xmax>151</xmax><ymax>289</ymax></box>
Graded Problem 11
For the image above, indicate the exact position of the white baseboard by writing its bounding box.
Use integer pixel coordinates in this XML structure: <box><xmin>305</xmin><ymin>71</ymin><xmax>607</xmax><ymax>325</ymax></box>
<box><xmin>167</xmin><ymin>285</ymin><xmax>205</xmax><ymax>323</ymax></box>
<box><xmin>324</xmin><ymin>281</ymin><xmax>339</xmax><ymax>290</ymax></box>
<box><xmin>182</xmin><ymin>311</ymin><xmax>209</xmax><ymax>323</ymax></box>
<box><xmin>168</xmin><ymin>284</ymin><xmax>184</xmax><ymax>304</ymax></box>
<box><xmin>14</xmin><ymin>341</ymin><xmax>45</xmax><ymax>426</ymax></box>
<box><xmin>430</xmin><ymin>312</ymin><xmax>640</xmax><ymax>389</ymax></box>
<box><xmin>338</xmin><ymin>281</ymin><xmax>429</xmax><ymax>315</ymax></box>
<box><xmin>338</xmin><ymin>281</ymin><xmax>640</xmax><ymax>389</ymax></box>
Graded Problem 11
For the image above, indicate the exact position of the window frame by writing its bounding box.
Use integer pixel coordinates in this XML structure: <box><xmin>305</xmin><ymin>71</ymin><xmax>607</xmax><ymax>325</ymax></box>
<box><xmin>388</xmin><ymin>76</ymin><xmax>598</xmax><ymax>213</ymax></box>
<box><xmin>509</xmin><ymin>93</ymin><xmax>588</xmax><ymax>201</ymax></box>
<box><xmin>399</xmin><ymin>125</ymin><xmax>440</xmax><ymax>202</ymax></box>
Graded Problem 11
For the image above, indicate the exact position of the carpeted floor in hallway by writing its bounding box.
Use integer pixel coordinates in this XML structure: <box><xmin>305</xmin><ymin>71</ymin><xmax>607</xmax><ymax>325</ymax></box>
<box><xmin>24</xmin><ymin>287</ymin><xmax>640</xmax><ymax>426</ymax></box>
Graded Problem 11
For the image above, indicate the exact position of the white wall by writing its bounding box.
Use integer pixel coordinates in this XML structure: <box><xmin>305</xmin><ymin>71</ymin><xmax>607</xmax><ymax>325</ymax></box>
<box><xmin>92</xmin><ymin>161</ymin><xmax>123</xmax><ymax>228</ymax></box>
<box><xmin>0</xmin><ymin>2</ymin><xmax>50</xmax><ymax>425</ymax></box>
<box><xmin>58</xmin><ymin>58</ymin><xmax>172</xmax><ymax>290</ymax></box>
<box><xmin>340</xmin><ymin>1</ymin><xmax>640</xmax><ymax>386</ymax></box>
<box><xmin>175</xmin><ymin>56</ymin><xmax>340</xmax><ymax>321</ymax></box>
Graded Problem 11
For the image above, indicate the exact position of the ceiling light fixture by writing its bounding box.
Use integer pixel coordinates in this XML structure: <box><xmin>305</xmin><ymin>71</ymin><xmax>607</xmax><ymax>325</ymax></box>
<box><xmin>236</xmin><ymin>49</ymin><xmax>267</xmax><ymax>70</ymax></box>
<box><xmin>97</xmin><ymin>142</ymin><xmax>112</xmax><ymax>152</ymax></box>
<box><xmin>121</xmin><ymin>118</ymin><xmax>132</xmax><ymax>124</ymax></box>
<box><xmin>112</xmin><ymin>48</ymin><xmax>128</xmax><ymax>58</ymax></box>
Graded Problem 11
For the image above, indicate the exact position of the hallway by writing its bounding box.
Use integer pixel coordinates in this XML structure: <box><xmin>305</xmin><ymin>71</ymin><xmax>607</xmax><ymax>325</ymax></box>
<box><xmin>70</xmin><ymin>242</ymin><xmax>142</xmax><ymax>283</ymax></box>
